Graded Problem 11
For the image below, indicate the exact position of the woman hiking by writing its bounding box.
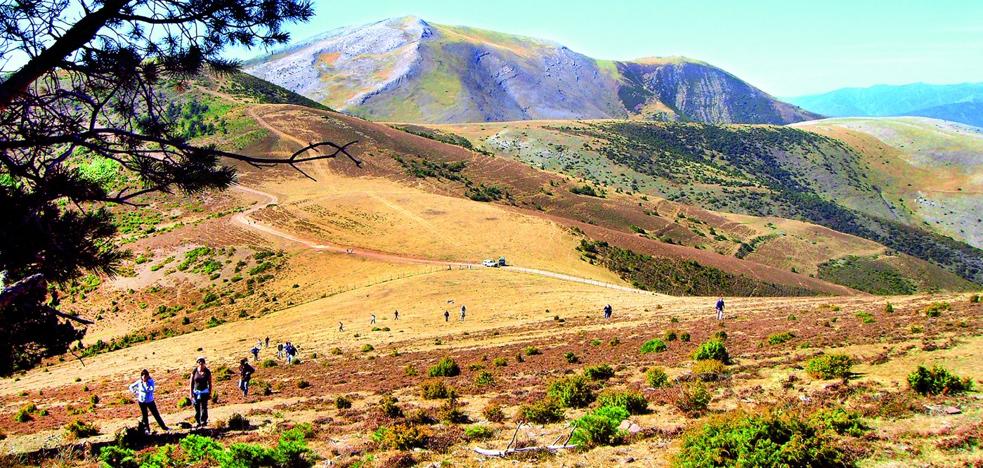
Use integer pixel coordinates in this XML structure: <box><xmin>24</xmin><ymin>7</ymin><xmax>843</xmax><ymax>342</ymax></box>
<box><xmin>189</xmin><ymin>357</ymin><xmax>213</xmax><ymax>428</ymax></box>
<box><xmin>129</xmin><ymin>369</ymin><xmax>169</xmax><ymax>434</ymax></box>
<box><xmin>238</xmin><ymin>358</ymin><xmax>255</xmax><ymax>397</ymax></box>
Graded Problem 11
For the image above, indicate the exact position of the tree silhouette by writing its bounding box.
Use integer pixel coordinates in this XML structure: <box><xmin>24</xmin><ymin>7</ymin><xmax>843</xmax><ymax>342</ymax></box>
<box><xmin>0</xmin><ymin>0</ymin><xmax>357</xmax><ymax>375</ymax></box>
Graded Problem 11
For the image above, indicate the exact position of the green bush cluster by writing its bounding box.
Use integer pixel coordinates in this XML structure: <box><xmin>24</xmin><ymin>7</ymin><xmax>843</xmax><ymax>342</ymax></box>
<box><xmin>907</xmin><ymin>365</ymin><xmax>974</xmax><ymax>395</ymax></box>
<box><xmin>767</xmin><ymin>332</ymin><xmax>795</xmax><ymax>345</ymax></box>
<box><xmin>571</xmin><ymin>405</ymin><xmax>629</xmax><ymax>447</ymax></box>
<box><xmin>692</xmin><ymin>340</ymin><xmax>730</xmax><ymax>364</ymax></box>
<box><xmin>674</xmin><ymin>382</ymin><xmax>712</xmax><ymax>414</ymax></box>
<box><xmin>547</xmin><ymin>375</ymin><xmax>596</xmax><ymax>408</ymax></box>
<box><xmin>805</xmin><ymin>354</ymin><xmax>853</xmax><ymax>380</ymax></box>
<box><xmin>464</xmin><ymin>424</ymin><xmax>494</xmax><ymax>440</ymax></box>
<box><xmin>420</xmin><ymin>380</ymin><xmax>455</xmax><ymax>400</ymax></box>
<box><xmin>335</xmin><ymin>396</ymin><xmax>352</xmax><ymax>409</ymax></box>
<box><xmin>647</xmin><ymin>367</ymin><xmax>670</xmax><ymax>388</ymax></box>
<box><xmin>518</xmin><ymin>398</ymin><xmax>565</xmax><ymax>424</ymax></box>
<box><xmin>583</xmin><ymin>364</ymin><xmax>615</xmax><ymax>381</ymax></box>
<box><xmin>64</xmin><ymin>419</ymin><xmax>99</xmax><ymax>439</ymax></box>
<box><xmin>474</xmin><ymin>371</ymin><xmax>495</xmax><ymax>386</ymax></box>
<box><xmin>428</xmin><ymin>357</ymin><xmax>461</xmax><ymax>377</ymax></box>
<box><xmin>692</xmin><ymin>359</ymin><xmax>728</xmax><ymax>382</ymax></box>
<box><xmin>373</xmin><ymin>424</ymin><xmax>430</xmax><ymax>450</ymax></box>
<box><xmin>923</xmin><ymin>301</ymin><xmax>950</xmax><ymax>317</ymax></box>
<box><xmin>596</xmin><ymin>390</ymin><xmax>648</xmax><ymax>415</ymax></box>
<box><xmin>640</xmin><ymin>338</ymin><xmax>668</xmax><ymax>354</ymax></box>
<box><xmin>378</xmin><ymin>395</ymin><xmax>403</xmax><ymax>418</ymax></box>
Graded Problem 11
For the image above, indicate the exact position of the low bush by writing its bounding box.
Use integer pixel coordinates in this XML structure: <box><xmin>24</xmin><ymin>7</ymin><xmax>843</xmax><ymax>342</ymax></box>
<box><xmin>428</xmin><ymin>357</ymin><xmax>460</xmax><ymax>377</ymax></box>
<box><xmin>64</xmin><ymin>419</ymin><xmax>99</xmax><ymax>439</ymax></box>
<box><xmin>14</xmin><ymin>405</ymin><xmax>34</xmax><ymax>423</ymax></box>
<box><xmin>805</xmin><ymin>354</ymin><xmax>853</xmax><ymax>380</ymax></box>
<box><xmin>177</xmin><ymin>396</ymin><xmax>192</xmax><ymax>408</ymax></box>
<box><xmin>885</xmin><ymin>302</ymin><xmax>894</xmax><ymax>313</ymax></box>
<box><xmin>767</xmin><ymin>332</ymin><xmax>795</xmax><ymax>345</ymax></box>
<box><xmin>855</xmin><ymin>311</ymin><xmax>875</xmax><ymax>324</ymax></box>
<box><xmin>596</xmin><ymin>390</ymin><xmax>648</xmax><ymax>415</ymax></box>
<box><xmin>437</xmin><ymin>396</ymin><xmax>469</xmax><ymax>424</ymax></box>
<box><xmin>808</xmin><ymin>408</ymin><xmax>868</xmax><ymax>436</ymax></box>
<box><xmin>712</xmin><ymin>330</ymin><xmax>727</xmax><ymax>341</ymax></box>
<box><xmin>692</xmin><ymin>340</ymin><xmax>730</xmax><ymax>364</ymax></box>
<box><xmin>214</xmin><ymin>365</ymin><xmax>233</xmax><ymax>382</ymax></box>
<box><xmin>640</xmin><ymin>338</ymin><xmax>667</xmax><ymax>354</ymax></box>
<box><xmin>907</xmin><ymin>365</ymin><xmax>974</xmax><ymax>395</ymax></box>
<box><xmin>420</xmin><ymin>380</ymin><xmax>455</xmax><ymax>400</ymax></box>
<box><xmin>227</xmin><ymin>413</ymin><xmax>250</xmax><ymax>430</ymax></box>
<box><xmin>524</xmin><ymin>346</ymin><xmax>542</xmax><ymax>356</ymax></box>
<box><xmin>296</xmin><ymin>380</ymin><xmax>311</xmax><ymax>389</ymax></box>
<box><xmin>646</xmin><ymin>367</ymin><xmax>669</xmax><ymax>388</ymax></box>
<box><xmin>583</xmin><ymin>364</ymin><xmax>615</xmax><ymax>381</ymax></box>
<box><xmin>483</xmin><ymin>404</ymin><xmax>505</xmax><ymax>423</ymax></box>
<box><xmin>923</xmin><ymin>301</ymin><xmax>950</xmax><ymax>317</ymax></box>
<box><xmin>464</xmin><ymin>424</ymin><xmax>495</xmax><ymax>440</ymax></box>
<box><xmin>335</xmin><ymin>396</ymin><xmax>352</xmax><ymax>409</ymax></box>
<box><xmin>492</xmin><ymin>357</ymin><xmax>508</xmax><ymax>367</ymax></box>
<box><xmin>564</xmin><ymin>352</ymin><xmax>579</xmax><ymax>364</ymax></box>
<box><xmin>673</xmin><ymin>382</ymin><xmax>712</xmax><ymax>415</ymax></box>
<box><xmin>379</xmin><ymin>394</ymin><xmax>403</xmax><ymax>418</ymax></box>
<box><xmin>360</xmin><ymin>344</ymin><xmax>374</xmax><ymax>353</ymax></box>
<box><xmin>680</xmin><ymin>332</ymin><xmax>691</xmax><ymax>342</ymax></box>
<box><xmin>663</xmin><ymin>330</ymin><xmax>678</xmax><ymax>342</ymax></box>
<box><xmin>970</xmin><ymin>294</ymin><xmax>980</xmax><ymax>303</ymax></box>
<box><xmin>99</xmin><ymin>445</ymin><xmax>137</xmax><ymax>468</ymax></box>
<box><xmin>253</xmin><ymin>380</ymin><xmax>272</xmax><ymax>396</ymax></box>
<box><xmin>373</xmin><ymin>424</ymin><xmax>430</xmax><ymax>450</ymax></box>
<box><xmin>181</xmin><ymin>434</ymin><xmax>224</xmax><ymax>463</ymax></box>
<box><xmin>571</xmin><ymin>405</ymin><xmax>629</xmax><ymax>447</ymax></box>
<box><xmin>675</xmin><ymin>409</ymin><xmax>854</xmax><ymax>466</ymax></box>
<box><xmin>547</xmin><ymin>375</ymin><xmax>596</xmax><ymax>408</ymax></box>
<box><xmin>260</xmin><ymin>359</ymin><xmax>277</xmax><ymax>368</ymax></box>
<box><xmin>475</xmin><ymin>371</ymin><xmax>495</xmax><ymax>386</ymax></box>
<box><xmin>518</xmin><ymin>398</ymin><xmax>565</xmax><ymax>424</ymax></box>
<box><xmin>692</xmin><ymin>359</ymin><xmax>728</xmax><ymax>382</ymax></box>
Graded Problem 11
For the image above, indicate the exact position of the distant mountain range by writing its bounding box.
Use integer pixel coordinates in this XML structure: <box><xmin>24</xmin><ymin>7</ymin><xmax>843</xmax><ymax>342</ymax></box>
<box><xmin>244</xmin><ymin>16</ymin><xmax>819</xmax><ymax>125</ymax></box>
<box><xmin>787</xmin><ymin>82</ymin><xmax>983</xmax><ymax>127</ymax></box>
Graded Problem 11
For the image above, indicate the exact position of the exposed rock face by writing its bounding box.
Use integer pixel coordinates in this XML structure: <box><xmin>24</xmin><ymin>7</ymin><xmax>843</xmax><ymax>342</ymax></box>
<box><xmin>245</xmin><ymin>17</ymin><xmax>819</xmax><ymax>124</ymax></box>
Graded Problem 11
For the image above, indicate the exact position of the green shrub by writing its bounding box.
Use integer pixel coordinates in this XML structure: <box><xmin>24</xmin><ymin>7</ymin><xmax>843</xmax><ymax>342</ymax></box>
<box><xmin>596</xmin><ymin>390</ymin><xmax>648</xmax><ymax>415</ymax></box>
<box><xmin>518</xmin><ymin>398</ymin><xmax>565</xmax><ymax>424</ymax></box>
<box><xmin>583</xmin><ymin>364</ymin><xmax>615</xmax><ymax>381</ymax></box>
<box><xmin>274</xmin><ymin>426</ymin><xmax>313</xmax><ymax>466</ymax></box>
<box><xmin>222</xmin><ymin>443</ymin><xmax>277</xmax><ymax>467</ymax></box>
<box><xmin>379</xmin><ymin>394</ymin><xmax>403</xmax><ymax>418</ymax></box>
<box><xmin>464</xmin><ymin>424</ymin><xmax>495</xmax><ymax>440</ymax></box>
<box><xmin>180</xmin><ymin>434</ymin><xmax>224</xmax><ymax>463</ymax></box>
<box><xmin>767</xmin><ymin>332</ymin><xmax>795</xmax><ymax>345</ymax></box>
<box><xmin>99</xmin><ymin>445</ymin><xmax>138</xmax><ymax>468</ymax></box>
<box><xmin>261</xmin><ymin>359</ymin><xmax>277</xmax><ymax>368</ymax></box>
<box><xmin>335</xmin><ymin>396</ymin><xmax>352</xmax><ymax>409</ymax></box>
<box><xmin>373</xmin><ymin>424</ymin><xmax>430</xmax><ymax>450</ymax></box>
<box><xmin>547</xmin><ymin>375</ymin><xmax>596</xmax><ymax>408</ymax></box>
<box><xmin>177</xmin><ymin>396</ymin><xmax>192</xmax><ymax>408</ymax></box>
<box><xmin>646</xmin><ymin>367</ymin><xmax>669</xmax><ymax>388</ymax></box>
<box><xmin>663</xmin><ymin>330</ymin><xmax>678</xmax><ymax>342</ymax></box>
<box><xmin>420</xmin><ymin>380</ymin><xmax>454</xmax><ymax>400</ymax></box>
<box><xmin>805</xmin><ymin>354</ymin><xmax>853</xmax><ymax>380</ymax></box>
<box><xmin>138</xmin><ymin>444</ymin><xmax>177</xmax><ymax>468</ymax></box>
<box><xmin>428</xmin><ymin>357</ymin><xmax>460</xmax><ymax>377</ymax></box>
<box><xmin>564</xmin><ymin>352</ymin><xmax>579</xmax><ymax>364</ymax></box>
<box><xmin>640</xmin><ymin>338</ymin><xmax>667</xmax><ymax>354</ymax></box>
<box><xmin>296</xmin><ymin>380</ymin><xmax>310</xmax><ymax>389</ymax></box>
<box><xmin>907</xmin><ymin>365</ymin><xmax>974</xmax><ymax>395</ymax></box>
<box><xmin>675</xmin><ymin>409</ymin><xmax>852</xmax><ymax>466</ymax></box>
<box><xmin>923</xmin><ymin>301</ymin><xmax>950</xmax><ymax>317</ymax></box>
<box><xmin>571</xmin><ymin>405</ymin><xmax>629</xmax><ymax>447</ymax></box>
<box><xmin>524</xmin><ymin>346</ymin><xmax>542</xmax><ymax>356</ymax></box>
<box><xmin>64</xmin><ymin>419</ymin><xmax>99</xmax><ymax>439</ymax></box>
<box><xmin>855</xmin><ymin>311</ymin><xmax>875</xmax><ymax>324</ymax></box>
<box><xmin>970</xmin><ymin>294</ymin><xmax>980</xmax><ymax>304</ymax></box>
<box><xmin>403</xmin><ymin>365</ymin><xmax>418</xmax><ymax>376</ymax></box>
<box><xmin>14</xmin><ymin>406</ymin><xmax>32</xmax><ymax>423</ymax></box>
<box><xmin>808</xmin><ymin>408</ymin><xmax>868</xmax><ymax>437</ymax></box>
<box><xmin>360</xmin><ymin>344</ymin><xmax>374</xmax><ymax>353</ymax></box>
<box><xmin>692</xmin><ymin>359</ymin><xmax>728</xmax><ymax>382</ymax></box>
<box><xmin>492</xmin><ymin>357</ymin><xmax>508</xmax><ymax>367</ymax></box>
<box><xmin>679</xmin><ymin>332</ymin><xmax>691</xmax><ymax>342</ymax></box>
<box><xmin>692</xmin><ymin>340</ymin><xmax>730</xmax><ymax>364</ymax></box>
<box><xmin>475</xmin><ymin>371</ymin><xmax>495</xmax><ymax>386</ymax></box>
<box><xmin>673</xmin><ymin>382</ymin><xmax>712</xmax><ymax>414</ymax></box>
<box><xmin>712</xmin><ymin>330</ymin><xmax>727</xmax><ymax>341</ymax></box>
<box><xmin>885</xmin><ymin>302</ymin><xmax>894</xmax><ymax>313</ymax></box>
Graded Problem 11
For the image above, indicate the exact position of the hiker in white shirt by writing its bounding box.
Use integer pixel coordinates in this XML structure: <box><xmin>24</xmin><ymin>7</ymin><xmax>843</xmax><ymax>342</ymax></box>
<box><xmin>129</xmin><ymin>369</ymin><xmax>169</xmax><ymax>433</ymax></box>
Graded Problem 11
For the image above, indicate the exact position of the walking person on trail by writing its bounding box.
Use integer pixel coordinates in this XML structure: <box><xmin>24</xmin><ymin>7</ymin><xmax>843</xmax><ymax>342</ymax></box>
<box><xmin>603</xmin><ymin>304</ymin><xmax>613</xmax><ymax>320</ymax></box>
<box><xmin>370</xmin><ymin>314</ymin><xmax>376</xmax><ymax>325</ymax></box>
<box><xmin>460</xmin><ymin>305</ymin><xmax>466</xmax><ymax>321</ymax></box>
<box><xmin>444</xmin><ymin>310</ymin><xmax>450</xmax><ymax>322</ymax></box>
<box><xmin>265</xmin><ymin>337</ymin><xmax>269</xmax><ymax>348</ymax></box>
<box><xmin>250</xmin><ymin>344</ymin><xmax>260</xmax><ymax>361</ymax></box>
<box><xmin>238</xmin><ymin>358</ymin><xmax>255</xmax><ymax>397</ymax></box>
<box><xmin>189</xmin><ymin>357</ymin><xmax>212</xmax><ymax>428</ymax></box>
<box><xmin>339</xmin><ymin>321</ymin><xmax>344</xmax><ymax>332</ymax></box>
<box><xmin>129</xmin><ymin>369</ymin><xmax>169</xmax><ymax>434</ymax></box>
<box><xmin>394</xmin><ymin>310</ymin><xmax>399</xmax><ymax>320</ymax></box>
<box><xmin>285</xmin><ymin>342</ymin><xmax>297</xmax><ymax>364</ymax></box>
<box><xmin>715</xmin><ymin>297</ymin><xmax>725</xmax><ymax>321</ymax></box>
<box><xmin>276</xmin><ymin>342</ymin><xmax>284</xmax><ymax>359</ymax></box>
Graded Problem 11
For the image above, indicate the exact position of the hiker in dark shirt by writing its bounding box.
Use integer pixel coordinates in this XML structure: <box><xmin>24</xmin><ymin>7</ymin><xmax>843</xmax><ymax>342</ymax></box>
<box><xmin>394</xmin><ymin>310</ymin><xmax>399</xmax><ymax>320</ymax></box>
<box><xmin>716</xmin><ymin>297</ymin><xmax>725</xmax><ymax>321</ymax></box>
<box><xmin>238</xmin><ymin>358</ymin><xmax>255</xmax><ymax>397</ymax></box>
<box><xmin>250</xmin><ymin>345</ymin><xmax>260</xmax><ymax>361</ymax></box>
<box><xmin>276</xmin><ymin>342</ymin><xmax>284</xmax><ymax>359</ymax></box>
<box><xmin>603</xmin><ymin>304</ymin><xmax>612</xmax><ymax>320</ymax></box>
<box><xmin>444</xmin><ymin>310</ymin><xmax>450</xmax><ymax>322</ymax></box>
<box><xmin>189</xmin><ymin>357</ymin><xmax>212</xmax><ymax>428</ymax></box>
<box><xmin>265</xmin><ymin>337</ymin><xmax>269</xmax><ymax>348</ymax></box>
<box><xmin>460</xmin><ymin>305</ymin><xmax>466</xmax><ymax>321</ymax></box>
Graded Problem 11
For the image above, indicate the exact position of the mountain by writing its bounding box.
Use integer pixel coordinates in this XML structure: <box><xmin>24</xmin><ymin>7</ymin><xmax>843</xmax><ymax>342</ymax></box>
<box><xmin>787</xmin><ymin>82</ymin><xmax>983</xmax><ymax>127</ymax></box>
<box><xmin>244</xmin><ymin>16</ymin><xmax>819</xmax><ymax>125</ymax></box>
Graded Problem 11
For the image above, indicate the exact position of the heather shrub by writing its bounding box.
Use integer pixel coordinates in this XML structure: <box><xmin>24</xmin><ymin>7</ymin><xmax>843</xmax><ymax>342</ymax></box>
<box><xmin>673</xmin><ymin>382</ymin><xmax>712</xmax><ymax>415</ymax></box>
<box><xmin>692</xmin><ymin>340</ymin><xmax>730</xmax><ymax>364</ymax></box>
<box><xmin>640</xmin><ymin>338</ymin><xmax>667</xmax><ymax>354</ymax></box>
<box><xmin>420</xmin><ymin>380</ymin><xmax>455</xmax><ymax>400</ymax></box>
<box><xmin>692</xmin><ymin>359</ymin><xmax>728</xmax><ymax>382</ymax></box>
<box><xmin>547</xmin><ymin>375</ymin><xmax>595</xmax><ymax>408</ymax></box>
<box><xmin>646</xmin><ymin>367</ymin><xmax>669</xmax><ymax>388</ymax></box>
<box><xmin>596</xmin><ymin>389</ymin><xmax>648</xmax><ymax>415</ymax></box>
<box><xmin>805</xmin><ymin>354</ymin><xmax>853</xmax><ymax>380</ymax></box>
<box><xmin>518</xmin><ymin>398</ymin><xmax>564</xmax><ymax>424</ymax></box>
<box><xmin>767</xmin><ymin>332</ymin><xmax>795</xmax><ymax>345</ymax></box>
<box><xmin>428</xmin><ymin>357</ymin><xmax>460</xmax><ymax>377</ymax></box>
<box><xmin>571</xmin><ymin>405</ymin><xmax>629</xmax><ymax>447</ymax></box>
<box><xmin>583</xmin><ymin>364</ymin><xmax>615</xmax><ymax>381</ymax></box>
<box><xmin>907</xmin><ymin>365</ymin><xmax>974</xmax><ymax>395</ymax></box>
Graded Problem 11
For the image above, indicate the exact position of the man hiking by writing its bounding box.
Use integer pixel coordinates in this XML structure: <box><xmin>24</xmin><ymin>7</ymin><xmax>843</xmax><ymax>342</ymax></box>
<box><xmin>250</xmin><ymin>344</ymin><xmax>260</xmax><ymax>361</ymax></box>
<box><xmin>238</xmin><ymin>358</ymin><xmax>255</xmax><ymax>397</ymax></box>
<box><xmin>189</xmin><ymin>357</ymin><xmax>212</xmax><ymax>428</ymax></box>
<box><xmin>265</xmin><ymin>337</ymin><xmax>269</xmax><ymax>348</ymax></box>
<box><xmin>129</xmin><ymin>369</ymin><xmax>169</xmax><ymax>434</ymax></box>
<box><xmin>394</xmin><ymin>310</ymin><xmax>399</xmax><ymax>320</ymax></box>
<box><xmin>370</xmin><ymin>314</ymin><xmax>376</xmax><ymax>325</ymax></box>
<box><xmin>460</xmin><ymin>305</ymin><xmax>466</xmax><ymax>321</ymax></box>
<box><xmin>339</xmin><ymin>321</ymin><xmax>344</xmax><ymax>332</ymax></box>
<box><xmin>603</xmin><ymin>304</ymin><xmax>613</xmax><ymax>320</ymax></box>
<box><xmin>444</xmin><ymin>310</ymin><xmax>450</xmax><ymax>322</ymax></box>
<box><xmin>715</xmin><ymin>297</ymin><xmax>725</xmax><ymax>321</ymax></box>
<box><xmin>276</xmin><ymin>342</ymin><xmax>284</xmax><ymax>360</ymax></box>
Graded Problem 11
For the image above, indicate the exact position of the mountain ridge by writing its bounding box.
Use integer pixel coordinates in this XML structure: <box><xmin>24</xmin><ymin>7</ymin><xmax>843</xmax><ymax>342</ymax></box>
<box><xmin>787</xmin><ymin>82</ymin><xmax>983</xmax><ymax>127</ymax></box>
<box><xmin>244</xmin><ymin>16</ymin><xmax>819</xmax><ymax>125</ymax></box>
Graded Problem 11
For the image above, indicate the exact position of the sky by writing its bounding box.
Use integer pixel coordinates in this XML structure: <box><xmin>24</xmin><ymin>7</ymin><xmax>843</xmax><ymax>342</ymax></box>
<box><xmin>227</xmin><ymin>0</ymin><xmax>983</xmax><ymax>97</ymax></box>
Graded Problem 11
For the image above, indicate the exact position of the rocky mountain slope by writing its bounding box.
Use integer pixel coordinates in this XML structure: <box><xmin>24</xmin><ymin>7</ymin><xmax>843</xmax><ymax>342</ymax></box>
<box><xmin>244</xmin><ymin>17</ymin><xmax>818</xmax><ymax>124</ymax></box>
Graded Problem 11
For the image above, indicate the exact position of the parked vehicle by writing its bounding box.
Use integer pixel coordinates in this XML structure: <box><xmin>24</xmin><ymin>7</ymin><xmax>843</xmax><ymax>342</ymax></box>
<box><xmin>482</xmin><ymin>259</ymin><xmax>498</xmax><ymax>267</ymax></box>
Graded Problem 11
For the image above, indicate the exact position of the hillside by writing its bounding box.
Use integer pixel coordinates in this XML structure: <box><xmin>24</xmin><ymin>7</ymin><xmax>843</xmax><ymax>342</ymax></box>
<box><xmin>787</xmin><ymin>82</ymin><xmax>983</xmax><ymax>127</ymax></box>
<box><xmin>421</xmin><ymin>119</ymin><xmax>983</xmax><ymax>288</ymax></box>
<box><xmin>243</xmin><ymin>17</ymin><xmax>818</xmax><ymax>125</ymax></box>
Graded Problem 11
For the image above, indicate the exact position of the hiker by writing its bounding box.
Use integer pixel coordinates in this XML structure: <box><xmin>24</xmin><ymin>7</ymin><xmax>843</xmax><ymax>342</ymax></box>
<box><xmin>715</xmin><ymin>297</ymin><xmax>725</xmax><ymax>320</ymax></box>
<box><xmin>276</xmin><ymin>342</ymin><xmax>284</xmax><ymax>359</ymax></box>
<box><xmin>285</xmin><ymin>342</ymin><xmax>297</xmax><ymax>364</ymax></box>
<box><xmin>129</xmin><ymin>369</ymin><xmax>168</xmax><ymax>433</ymax></box>
<box><xmin>460</xmin><ymin>305</ymin><xmax>466</xmax><ymax>321</ymax></box>
<box><xmin>370</xmin><ymin>314</ymin><xmax>376</xmax><ymax>325</ymax></box>
<box><xmin>189</xmin><ymin>357</ymin><xmax>212</xmax><ymax>428</ymax></box>
<box><xmin>250</xmin><ymin>345</ymin><xmax>260</xmax><ymax>361</ymax></box>
<box><xmin>265</xmin><ymin>337</ymin><xmax>269</xmax><ymax>348</ymax></box>
<box><xmin>444</xmin><ymin>310</ymin><xmax>450</xmax><ymax>322</ymax></box>
<box><xmin>339</xmin><ymin>321</ymin><xmax>344</xmax><ymax>332</ymax></box>
<box><xmin>604</xmin><ymin>304</ymin><xmax>612</xmax><ymax>320</ymax></box>
<box><xmin>394</xmin><ymin>310</ymin><xmax>399</xmax><ymax>320</ymax></box>
<box><xmin>238</xmin><ymin>358</ymin><xmax>255</xmax><ymax>397</ymax></box>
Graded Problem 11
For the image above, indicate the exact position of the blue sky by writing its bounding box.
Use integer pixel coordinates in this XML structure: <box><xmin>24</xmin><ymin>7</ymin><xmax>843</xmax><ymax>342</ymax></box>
<box><xmin>231</xmin><ymin>0</ymin><xmax>983</xmax><ymax>96</ymax></box>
